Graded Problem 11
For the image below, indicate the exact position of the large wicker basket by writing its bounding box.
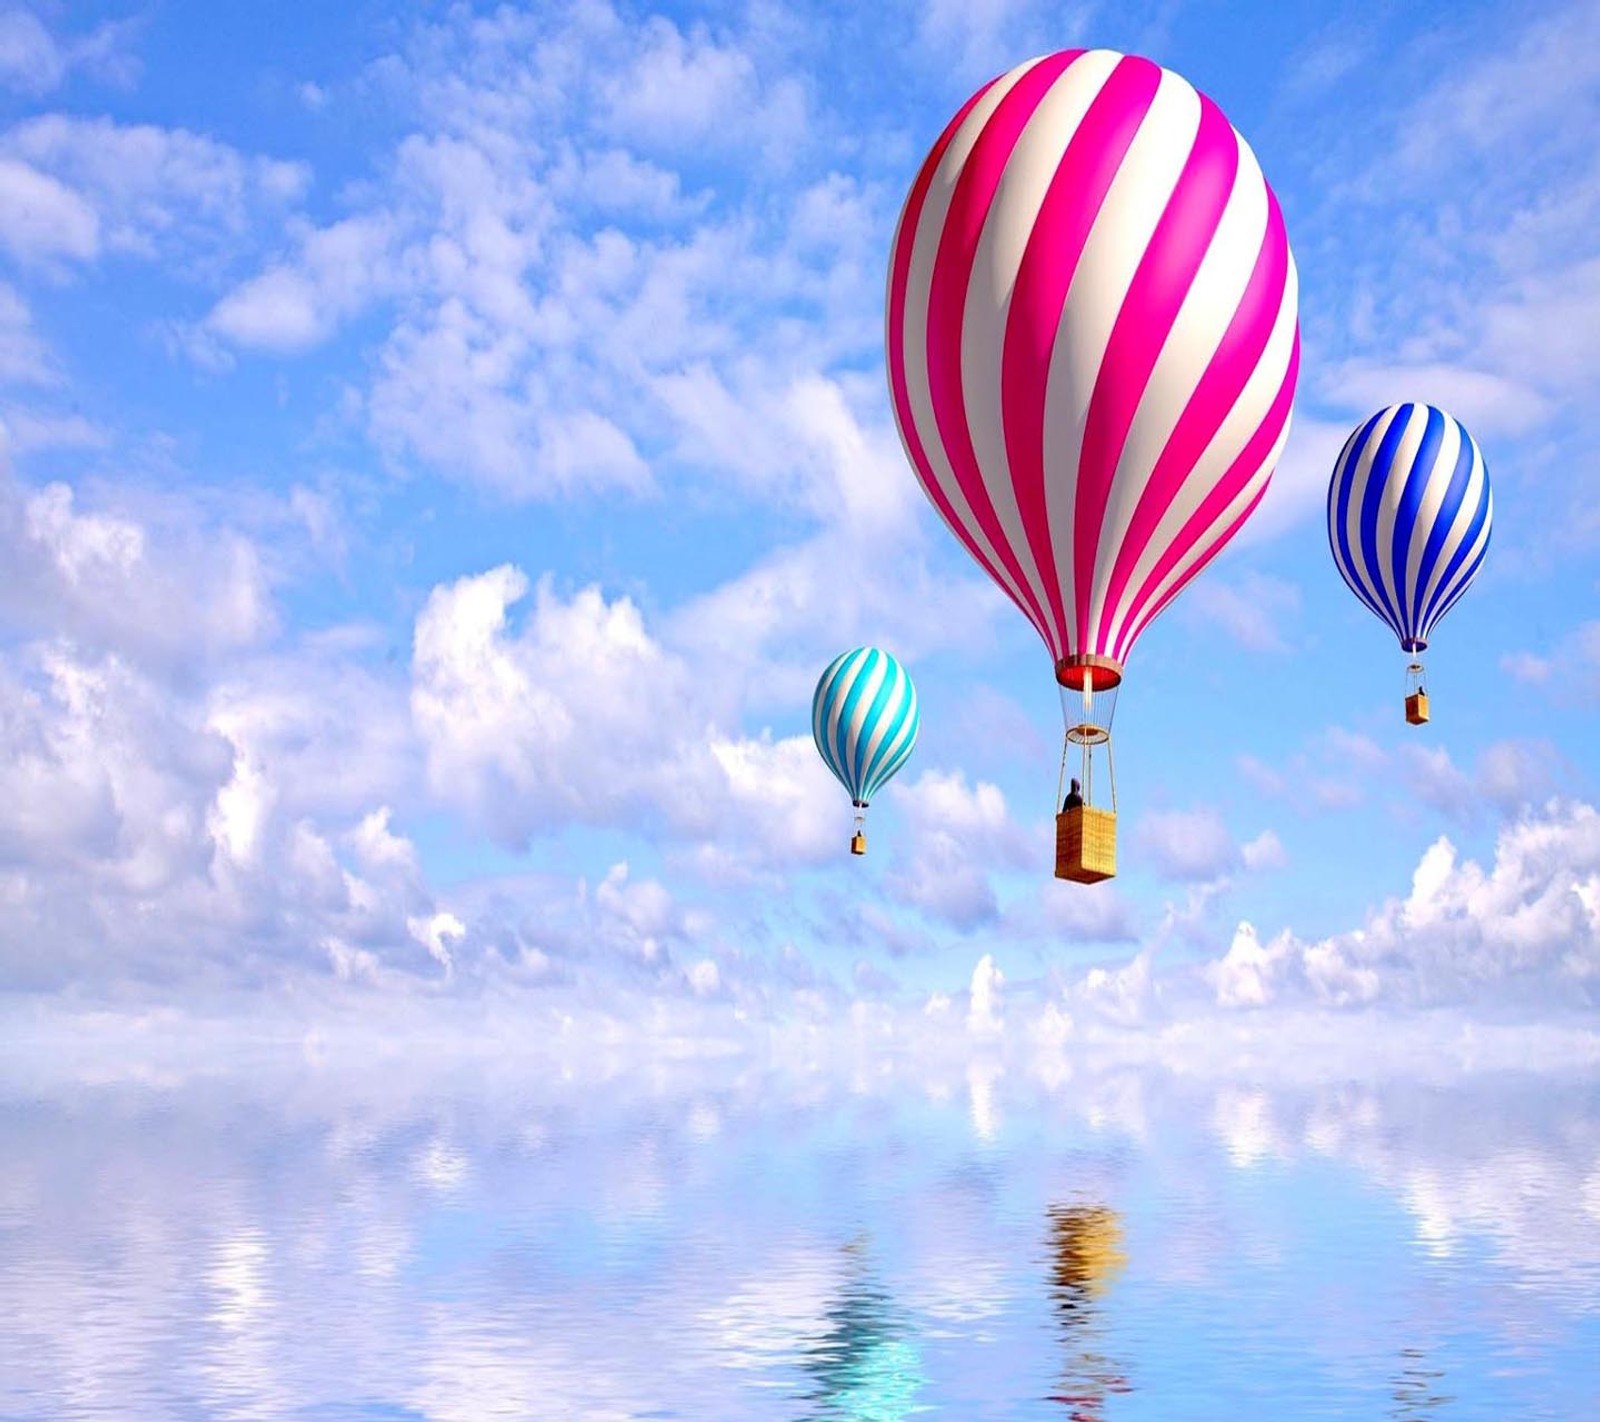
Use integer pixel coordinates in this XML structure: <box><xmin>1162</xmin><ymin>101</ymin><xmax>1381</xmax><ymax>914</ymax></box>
<box><xmin>1405</xmin><ymin>690</ymin><xmax>1429</xmax><ymax>725</ymax></box>
<box><xmin>1056</xmin><ymin>806</ymin><xmax>1116</xmax><ymax>883</ymax></box>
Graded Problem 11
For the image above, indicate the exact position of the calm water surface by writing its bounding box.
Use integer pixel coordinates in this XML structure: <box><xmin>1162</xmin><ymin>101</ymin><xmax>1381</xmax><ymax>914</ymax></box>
<box><xmin>2</xmin><ymin>1047</ymin><xmax>1597</xmax><ymax>1419</ymax></box>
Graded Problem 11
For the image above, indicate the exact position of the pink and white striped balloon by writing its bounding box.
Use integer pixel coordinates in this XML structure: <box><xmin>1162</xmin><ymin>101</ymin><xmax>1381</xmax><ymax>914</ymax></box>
<box><xmin>887</xmin><ymin>49</ymin><xmax>1300</xmax><ymax>690</ymax></box>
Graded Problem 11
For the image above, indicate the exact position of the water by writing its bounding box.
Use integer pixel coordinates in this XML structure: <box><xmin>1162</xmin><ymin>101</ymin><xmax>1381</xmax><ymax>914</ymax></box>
<box><xmin>2</xmin><ymin>1043</ymin><xmax>1597</xmax><ymax>1419</ymax></box>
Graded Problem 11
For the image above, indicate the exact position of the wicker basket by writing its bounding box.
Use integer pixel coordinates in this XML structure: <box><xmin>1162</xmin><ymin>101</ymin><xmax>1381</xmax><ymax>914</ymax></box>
<box><xmin>850</xmin><ymin>832</ymin><xmax>867</xmax><ymax>856</ymax></box>
<box><xmin>1056</xmin><ymin>806</ymin><xmax>1116</xmax><ymax>883</ymax></box>
<box><xmin>1405</xmin><ymin>690</ymin><xmax>1429</xmax><ymax>725</ymax></box>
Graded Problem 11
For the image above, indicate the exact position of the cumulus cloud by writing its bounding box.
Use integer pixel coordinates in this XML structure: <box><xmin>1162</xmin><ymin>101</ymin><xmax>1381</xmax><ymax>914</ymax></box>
<box><xmin>1241</xmin><ymin>830</ymin><xmax>1289</xmax><ymax>872</ymax></box>
<box><xmin>600</xmin><ymin>16</ymin><xmax>806</xmax><ymax>160</ymax></box>
<box><xmin>195</xmin><ymin>3</ymin><xmax>889</xmax><ymax>511</ymax></box>
<box><xmin>0</xmin><ymin>115</ymin><xmax>308</xmax><ymax>267</ymax></box>
<box><xmin>966</xmin><ymin>953</ymin><xmax>1004</xmax><ymax>1036</ymax></box>
<box><xmin>0</xmin><ymin>469</ymin><xmax>274</xmax><ymax>671</ymax></box>
<box><xmin>1134</xmin><ymin>808</ymin><xmax>1243</xmax><ymax>883</ymax></box>
<box><xmin>1403</xmin><ymin>739</ymin><xmax>1570</xmax><ymax>825</ymax></box>
<box><xmin>1071</xmin><ymin>948</ymin><xmax>1157</xmax><ymax>1029</ymax></box>
<box><xmin>1194</xmin><ymin>800</ymin><xmax>1600</xmax><ymax>1014</ymax></box>
<box><xmin>0</xmin><ymin>458</ymin><xmax>451</xmax><ymax>996</ymax></box>
<box><xmin>0</xmin><ymin>156</ymin><xmax>98</xmax><ymax>263</ymax></box>
<box><xmin>0</xmin><ymin>636</ymin><xmax>442</xmax><ymax>991</ymax></box>
<box><xmin>207</xmin><ymin>217</ymin><xmax>397</xmax><ymax>354</ymax></box>
<box><xmin>409</xmin><ymin>564</ymin><xmax>841</xmax><ymax>867</ymax></box>
<box><xmin>886</xmin><ymin>770</ymin><xmax>1035</xmax><ymax>930</ymax></box>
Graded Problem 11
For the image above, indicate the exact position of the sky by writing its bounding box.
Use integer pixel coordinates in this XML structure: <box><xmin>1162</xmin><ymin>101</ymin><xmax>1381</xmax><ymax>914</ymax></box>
<box><xmin>1</xmin><ymin>0</ymin><xmax>1598</xmax><ymax>1043</ymax></box>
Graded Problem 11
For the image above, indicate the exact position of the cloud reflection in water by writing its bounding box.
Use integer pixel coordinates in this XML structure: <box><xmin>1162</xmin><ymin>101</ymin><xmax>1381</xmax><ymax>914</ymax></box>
<box><xmin>0</xmin><ymin>1040</ymin><xmax>1596</xmax><ymax>1420</ymax></box>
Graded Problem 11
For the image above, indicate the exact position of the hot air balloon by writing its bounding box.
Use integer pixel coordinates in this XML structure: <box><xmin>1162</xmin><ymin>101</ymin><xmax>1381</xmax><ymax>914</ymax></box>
<box><xmin>1327</xmin><ymin>403</ymin><xmax>1492</xmax><ymax>725</ymax></box>
<box><xmin>812</xmin><ymin>648</ymin><xmax>920</xmax><ymax>856</ymax></box>
<box><xmin>886</xmin><ymin>49</ymin><xmax>1300</xmax><ymax>883</ymax></box>
<box><xmin>1046</xmin><ymin>1203</ymin><xmax>1132</xmax><ymax>1417</ymax></box>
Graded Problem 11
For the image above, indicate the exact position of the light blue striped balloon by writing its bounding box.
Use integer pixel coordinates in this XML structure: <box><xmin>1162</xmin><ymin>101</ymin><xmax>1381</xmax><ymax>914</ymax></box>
<box><xmin>811</xmin><ymin>648</ymin><xmax>919</xmax><ymax>807</ymax></box>
<box><xmin>1327</xmin><ymin>403</ymin><xmax>1493</xmax><ymax>653</ymax></box>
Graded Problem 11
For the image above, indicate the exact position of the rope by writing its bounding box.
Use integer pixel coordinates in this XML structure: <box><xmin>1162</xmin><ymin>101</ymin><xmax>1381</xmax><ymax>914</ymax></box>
<box><xmin>1056</xmin><ymin>722</ymin><xmax>1070</xmax><ymax>812</ymax></box>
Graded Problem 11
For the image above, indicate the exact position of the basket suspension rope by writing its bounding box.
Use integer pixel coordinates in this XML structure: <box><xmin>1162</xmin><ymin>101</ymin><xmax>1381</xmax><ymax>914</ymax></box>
<box><xmin>1056</xmin><ymin>711</ymin><xmax>1070</xmax><ymax>811</ymax></box>
<box><xmin>1106</xmin><ymin>722</ymin><xmax>1118</xmax><ymax>813</ymax></box>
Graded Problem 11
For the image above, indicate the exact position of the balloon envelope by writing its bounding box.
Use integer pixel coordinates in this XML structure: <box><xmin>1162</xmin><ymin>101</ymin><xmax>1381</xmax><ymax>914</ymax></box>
<box><xmin>811</xmin><ymin>648</ymin><xmax>919</xmax><ymax>806</ymax></box>
<box><xmin>887</xmin><ymin>49</ymin><xmax>1300</xmax><ymax>684</ymax></box>
<box><xmin>1327</xmin><ymin>402</ymin><xmax>1493</xmax><ymax>652</ymax></box>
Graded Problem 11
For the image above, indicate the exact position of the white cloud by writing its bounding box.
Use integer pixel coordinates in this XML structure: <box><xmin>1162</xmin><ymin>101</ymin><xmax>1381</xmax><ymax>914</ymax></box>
<box><xmin>197</xmin><ymin>5</ymin><xmax>889</xmax><ymax>511</ymax></box>
<box><xmin>687</xmin><ymin>957</ymin><xmax>721</xmax><ymax>996</ymax></box>
<box><xmin>0</xmin><ymin>281</ymin><xmax>54</xmax><ymax>386</ymax></box>
<box><xmin>409</xmin><ymin>565</ymin><xmax>690</xmax><ymax>843</ymax></box>
<box><xmin>966</xmin><ymin>953</ymin><xmax>1004</xmax><ymax>1036</ymax></box>
<box><xmin>1384</xmin><ymin>2</ymin><xmax>1600</xmax><ymax>179</ymax></box>
<box><xmin>1071</xmin><ymin>948</ymin><xmax>1156</xmax><ymax>1028</ymax></box>
<box><xmin>368</xmin><ymin>303</ymin><xmax>651</xmax><ymax>499</ymax></box>
<box><xmin>886</xmin><ymin>770</ymin><xmax>1035</xmax><ymax>929</ymax></box>
<box><xmin>1179</xmin><ymin>571</ymin><xmax>1302</xmax><ymax>652</ymax></box>
<box><xmin>1503</xmin><ymin>622</ymin><xmax>1600</xmax><ymax>703</ymax></box>
<box><xmin>917</xmin><ymin>0</ymin><xmax>1094</xmax><ymax>84</ymax></box>
<box><xmin>1205</xmin><ymin>922</ymin><xmax>1294</xmax><ymax>1010</ymax></box>
<box><xmin>1033</xmin><ymin>877</ymin><xmax>1138</xmax><ymax>944</ymax></box>
<box><xmin>1404</xmin><ymin>739</ymin><xmax>1568</xmax><ymax>824</ymax></box>
<box><xmin>0</xmin><ymin>408</ymin><xmax>107</xmax><ymax>453</ymax></box>
<box><xmin>0</xmin><ymin>116</ymin><xmax>309</xmax><ymax>265</ymax></box>
<box><xmin>1318</xmin><ymin>358</ymin><xmax>1553</xmax><ymax>437</ymax></box>
<box><xmin>409</xmin><ymin>564</ymin><xmax>840</xmax><ymax>867</ymax></box>
<box><xmin>0</xmin><ymin>629</ymin><xmax>448</xmax><ymax>992</ymax></box>
<box><xmin>0</xmin><ymin>155</ymin><xmax>98</xmax><ymax>262</ymax></box>
<box><xmin>1236</xmin><ymin>414</ymin><xmax>1349</xmax><ymax>547</ymax></box>
<box><xmin>1241</xmin><ymin>830</ymin><xmax>1289</xmax><ymax>873</ymax></box>
<box><xmin>0</xmin><ymin>472</ymin><xmax>273</xmax><ymax>671</ymax></box>
<box><xmin>1195</xmin><ymin>800</ymin><xmax>1600</xmax><ymax>1014</ymax></box>
<box><xmin>1134</xmin><ymin>808</ymin><xmax>1240</xmax><ymax>883</ymax></box>
<box><xmin>207</xmin><ymin>217</ymin><xmax>397</xmax><ymax>353</ymax></box>
<box><xmin>0</xmin><ymin>9</ymin><xmax>140</xmax><ymax>95</ymax></box>
<box><xmin>1292</xmin><ymin>0</ymin><xmax>1600</xmax><ymax>489</ymax></box>
<box><xmin>408</xmin><ymin>911</ymin><xmax>464</xmax><ymax>972</ymax></box>
<box><xmin>0</xmin><ymin>6</ymin><xmax>61</xmax><ymax>94</ymax></box>
<box><xmin>1477</xmin><ymin>255</ymin><xmax>1600</xmax><ymax>396</ymax></box>
<box><xmin>601</xmin><ymin>17</ymin><xmax>806</xmax><ymax>160</ymax></box>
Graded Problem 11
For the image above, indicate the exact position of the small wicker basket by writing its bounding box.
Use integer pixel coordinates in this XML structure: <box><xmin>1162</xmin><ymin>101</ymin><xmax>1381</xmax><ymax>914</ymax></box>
<box><xmin>850</xmin><ymin>832</ymin><xmax>867</xmax><ymax>856</ymax></box>
<box><xmin>1056</xmin><ymin>806</ymin><xmax>1116</xmax><ymax>883</ymax></box>
<box><xmin>1405</xmin><ymin>690</ymin><xmax>1429</xmax><ymax>726</ymax></box>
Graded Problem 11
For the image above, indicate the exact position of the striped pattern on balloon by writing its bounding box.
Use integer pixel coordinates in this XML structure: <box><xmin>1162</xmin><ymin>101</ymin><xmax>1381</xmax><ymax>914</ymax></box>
<box><xmin>1327</xmin><ymin>402</ymin><xmax>1493</xmax><ymax>654</ymax></box>
<box><xmin>886</xmin><ymin>48</ymin><xmax>1300</xmax><ymax>681</ymax></box>
<box><xmin>812</xmin><ymin>648</ymin><xmax>920</xmax><ymax>806</ymax></box>
<box><xmin>812</xmin><ymin>648</ymin><xmax>919</xmax><ymax>856</ymax></box>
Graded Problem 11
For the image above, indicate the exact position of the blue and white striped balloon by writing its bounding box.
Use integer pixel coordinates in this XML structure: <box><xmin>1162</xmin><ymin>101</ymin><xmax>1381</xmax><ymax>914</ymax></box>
<box><xmin>1327</xmin><ymin>403</ymin><xmax>1493</xmax><ymax>652</ymax></box>
<box><xmin>811</xmin><ymin>647</ymin><xmax>919</xmax><ymax>809</ymax></box>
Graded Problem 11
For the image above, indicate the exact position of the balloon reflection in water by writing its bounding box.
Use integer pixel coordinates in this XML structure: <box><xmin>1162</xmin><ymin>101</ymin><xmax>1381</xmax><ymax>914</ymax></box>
<box><xmin>1045</xmin><ymin>1204</ymin><xmax>1133</xmax><ymax>1418</ymax></box>
<box><xmin>1390</xmin><ymin>1346</ymin><xmax>1454</xmax><ymax>1419</ymax></box>
<box><xmin>797</xmin><ymin>1236</ymin><xmax>926</xmax><ymax>1421</ymax></box>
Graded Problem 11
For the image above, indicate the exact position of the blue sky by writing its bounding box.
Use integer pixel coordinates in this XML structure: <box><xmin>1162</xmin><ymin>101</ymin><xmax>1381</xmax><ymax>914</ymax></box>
<box><xmin>1</xmin><ymin>0</ymin><xmax>1598</xmax><ymax>1036</ymax></box>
